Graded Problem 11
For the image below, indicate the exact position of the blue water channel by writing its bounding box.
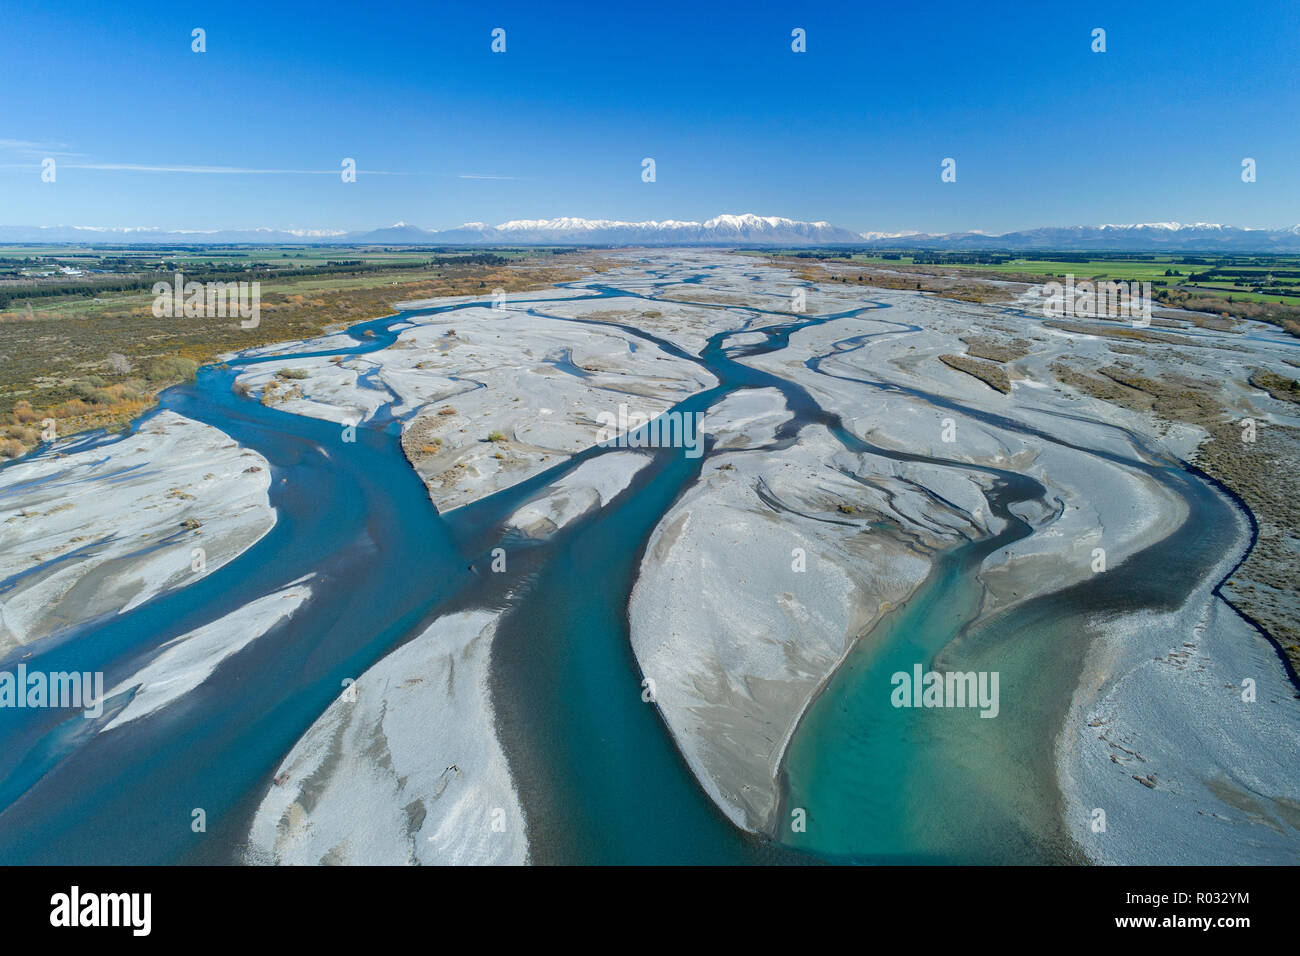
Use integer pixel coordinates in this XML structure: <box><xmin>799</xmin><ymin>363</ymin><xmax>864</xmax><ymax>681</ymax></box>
<box><xmin>0</xmin><ymin>273</ymin><xmax>1256</xmax><ymax>864</ymax></box>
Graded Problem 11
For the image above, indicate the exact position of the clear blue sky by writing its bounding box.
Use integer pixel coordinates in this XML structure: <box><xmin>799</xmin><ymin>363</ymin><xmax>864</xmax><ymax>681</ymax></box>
<box><xmin>2</xmin><ymin>0</ymin><xmax>1297</xmax><ymax>234</ymax></box>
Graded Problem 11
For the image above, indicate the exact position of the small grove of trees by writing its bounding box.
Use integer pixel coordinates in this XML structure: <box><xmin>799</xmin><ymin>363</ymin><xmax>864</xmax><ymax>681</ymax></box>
<box><xmin>142</xmin><ymin>356</ymin><xmax>198</xmax><ymax>383</ymax></box>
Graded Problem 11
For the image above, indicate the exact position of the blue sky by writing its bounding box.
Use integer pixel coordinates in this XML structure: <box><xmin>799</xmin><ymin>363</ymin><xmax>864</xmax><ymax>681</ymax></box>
<box><xmin>2</xmin><ymin>0</ymin><xmax>1298</xmax><ymax>234</ymax></box>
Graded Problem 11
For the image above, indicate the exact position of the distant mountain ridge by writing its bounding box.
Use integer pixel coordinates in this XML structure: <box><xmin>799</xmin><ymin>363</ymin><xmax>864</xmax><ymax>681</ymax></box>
<box><xmin>872</xmin><ymin>222</ymin><xmax>1300</xmax><ymax>252</ymax></box>
<box><xmin>3</xmin><ymin>215</ymin><xmax>1300</xmax><ymax>250</ymax></box>
<box><xmin>346</xmin><ymin>214</ymin><xmax>865</xmax><ymax>245</ymax></box>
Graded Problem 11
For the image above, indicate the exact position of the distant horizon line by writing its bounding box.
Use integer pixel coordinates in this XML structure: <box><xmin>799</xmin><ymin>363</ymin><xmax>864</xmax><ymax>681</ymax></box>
<box><xmin>4</xmin><ymin>214</ymin><xmax>1300</xmax><ymax>240</ymax></box>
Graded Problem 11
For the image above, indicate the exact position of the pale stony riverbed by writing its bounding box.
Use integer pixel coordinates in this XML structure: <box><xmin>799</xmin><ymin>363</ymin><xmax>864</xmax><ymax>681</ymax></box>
<box><xmin>607</xmin><ymin>252</ymin><xmax>1298</xmax><ymax>861</ymax></box>
<box><xmin>0</xmin><ymin>410</ymin><xmax>275</xmax><ymax>655</ymax></box>
<box><xmin>246</xmin><ymin>609</ymin><xmax>526</xmax><ymax>866</ymax></box>
<box><xmin>5</xmin><ymin>249</ymin><xmax>1297</xmax><ymax>865</ymax></box>
<box><xmin>229</xmin><ymin>293</ymin><xmax>717</xmax><ymax>514</ymax></box>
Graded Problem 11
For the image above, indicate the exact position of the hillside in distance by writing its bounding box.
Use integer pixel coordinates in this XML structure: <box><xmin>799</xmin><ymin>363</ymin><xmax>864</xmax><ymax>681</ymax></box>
<box><xmin>4</xmin><ymin>216</ymin><xmax>1300</xmax><ymax>250</ymax></box>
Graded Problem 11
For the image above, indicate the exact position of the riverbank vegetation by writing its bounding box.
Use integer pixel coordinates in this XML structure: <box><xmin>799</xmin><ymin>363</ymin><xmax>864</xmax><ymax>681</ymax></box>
<box><xmin>0</xmin><ymin>245</ymin><xmax>584</xmax><ymax>457</ymax></box>
<box><xmin>761</xmin><ymin>250</ymin><xmax>1300</xmax><ymax>337</ymax></box>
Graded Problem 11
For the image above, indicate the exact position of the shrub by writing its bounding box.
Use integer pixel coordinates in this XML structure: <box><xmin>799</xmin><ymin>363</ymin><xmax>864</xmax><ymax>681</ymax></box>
<box><xmin>276</xmin><ymin>367</ymin><xmax>309</xmax><ymax>380</ymax></box>
<box><xmin>51</xmin><ymin>398</ymin><xmax>94</xmax><ymax>417</ymax></box>
<box><xmin>143</xmin><ymin>356</ymin><xmax>198</xmax><ymax>383</ymax></box>
<box><xmin>72</xmin><ymin>380</ymin><xmax>113</xmax><ymax>404</ymax></box>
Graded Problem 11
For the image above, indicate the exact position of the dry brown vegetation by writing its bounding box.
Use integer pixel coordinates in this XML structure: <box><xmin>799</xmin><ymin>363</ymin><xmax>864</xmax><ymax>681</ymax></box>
<box><xmin>1050</xmin><ymin>361</ymin><xmax>1136</xmax><ymax>405</ymax></box>
<box><xmin>0</xmin><ymin>259</ymin><xmax>581</xmax><ymax>456</ymax></box>
<box><xmin>1048</xmin><ymin>352</ymin><xmax>1300</xmax><ymax>669</ymax></box>
<box><xmin>1249</xmin><ymin>369</ymin><xmax>1300</xmax><ymax>406</ymax></box>
<box><xmin>1043</xmin><ymin>319</ymin><xmax>1195</xmax><ymax>347</ymax></box>
<box><xmin>782</xmin><ymin>260</ymin><xmax>1015</xmax><ymax>306</ymax></box>
<box><xmin>960</xmin><ymin>335</ymin><xmax>1031</xmax><ymax>363</ymax></box>
<box><xmin>1155</xmin><ymin>288</ymin><xmax>1300</xmax><ymax>337</ymax></box>
<box><xmin>1198</xmin><ymin>420</ymin><xmax>1300</xmax><ymax>665</ymax></box>
<box><xmin>938</xmin><ymin>354</ymin><xmax>1010</xmax><ymax>393</ymax></box>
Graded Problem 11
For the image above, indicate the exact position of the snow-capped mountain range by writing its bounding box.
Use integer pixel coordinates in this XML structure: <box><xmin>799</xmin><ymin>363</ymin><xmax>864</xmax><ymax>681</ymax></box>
<box><xmin>3</xmin><ymin>215</ymin><xmax>1300</xmax><ymax>250</ymax></box>
<box><xmin>878</xmin><ymin>222</ymin><xmax>1300</xmax><ymax>251</ymax></box>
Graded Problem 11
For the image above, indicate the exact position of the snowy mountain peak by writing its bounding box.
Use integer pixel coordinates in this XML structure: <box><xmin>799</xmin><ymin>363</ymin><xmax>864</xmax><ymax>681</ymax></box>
<box><xmin>6</xmin><ymin>217</ymin><xmax>1300</xmax><ymax>250</ymax></box>
<box><xmin>430</xmin><ymin>214</ymin><xmax>863</xmax><ymax>244</ymax></box>
<box><xmin>1097</xmin><ymin>222</ymin><xmax>1233</xmax><ymax>231</ymax></box>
